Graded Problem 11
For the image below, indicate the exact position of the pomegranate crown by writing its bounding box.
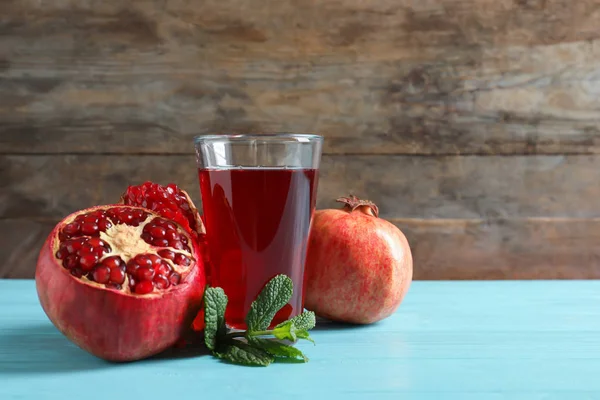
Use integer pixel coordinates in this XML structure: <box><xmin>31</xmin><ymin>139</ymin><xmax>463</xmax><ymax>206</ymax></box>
<box><xmin>336</xmin><ymin>195</ymin><xmax>379</xmax><ymax>217</ymax></box>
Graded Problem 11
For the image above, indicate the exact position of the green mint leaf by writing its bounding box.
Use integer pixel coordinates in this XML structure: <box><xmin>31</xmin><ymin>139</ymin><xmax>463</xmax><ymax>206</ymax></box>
<box><xmin>246</xmin><ymin>274</ymin><xmax>293</xmax><ymax>331</ymax></box>
<box><xmin>296</xmin><ymin>330</ymin><xmax>315</xmax><ymax>344</ymax></box>
<box><xmin>250</xmin><ymin>338</ymin><xmax>308</xmax><ymax>362</ymax></box>
<box><xmin>216</xmin><ymin>342</ymin><xmax>274</xmax><ymax>367</ymax></box>
<box><xmin>276</xmin><ymin>311</ymin><xmax>316</xmax><ymax>331</ymax></box>
<box><xmin>203</xmin><ymin>287</ymin><xmax>228</xmax><ymax>351</ymax></box>
<box><xmin>271</xmin><ymin>320</ymin><xmax>297</xmax><ymax>341</ymax></box>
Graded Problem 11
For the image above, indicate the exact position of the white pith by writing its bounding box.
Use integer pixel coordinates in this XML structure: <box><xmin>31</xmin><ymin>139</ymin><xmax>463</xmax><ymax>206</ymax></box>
<box><xmin>54</xmin><ymin>208</ymin><xmax>195</xmax><ymax>295</ymax></box>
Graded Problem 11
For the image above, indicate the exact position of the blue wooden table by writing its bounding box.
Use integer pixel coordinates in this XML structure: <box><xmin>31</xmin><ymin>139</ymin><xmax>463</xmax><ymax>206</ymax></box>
<box><xmin>2</xmin><ymin>280</ymin><xmax>599</xmax><ymax>399</ymax></box>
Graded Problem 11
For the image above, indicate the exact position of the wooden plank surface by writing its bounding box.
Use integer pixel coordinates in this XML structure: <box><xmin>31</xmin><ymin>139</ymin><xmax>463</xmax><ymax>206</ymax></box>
<box><xmin>3</xmin><ymin>280</ymin><xmax>600</xmax><ymax>398</ymax></box>
<box><xmin>1</xmin><ymin>0</ymin><xmax>600</xmax><ymax>155</ymax></box>
<box><xmin>3</xmin><ymin>153</ymin><xmax>599</xmax><ymax>279</ymax></box>
<box><xmin>2</xmin><ymin>0</ymin><xmax>600</xmax><ymax>280</ymax></box>
<box><xmin>5</xmin><ymin>218</ymin><xmax>600</xmax><ymax>280</ymax></box>
<box><xmin>2</xmin><ymin>154</ymin><xmax>599</xmax><ymax>220</ymax></box>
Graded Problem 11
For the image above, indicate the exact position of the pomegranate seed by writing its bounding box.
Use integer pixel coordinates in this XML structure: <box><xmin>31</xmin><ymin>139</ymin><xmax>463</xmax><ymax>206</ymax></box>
<box><xmin>135</xmin><ymin>255</ymin><xmax>152</xmax><ymax>268</ymax></box>
<box><xmin>63</xmin><ymin>222</ymin><xmax>80</xmax><ymax>236</ymax></box>
<box><xmin>98</xmin><ymin>219</ymin><xmax>112</xmax><ymax>231</ymax></box>
<box><xmin>174</xmin><ymin>254</ymin><xmax>191</xmax><ymax>266</ymax></box>
<box><xmin>81</xmin><ymin>222</ymin><xmax>99</xmax><ymax>236</ymax></box>
<box><xmin>156</xmin><ymin>262</ymin><xmax>171</xmax><ymax>276</ymax></box>
<box><xmin>158</xmin><ymin>249</ymin><xmax>175</xmax><ymax>260</ymax></box>
<box><xmin>102</xmin><ymin>256</ymin><xmax>122</xmax><ymax>269</ymax></box>
<box><xmin>70</xmin><ymin>268</ymin><xmax>84</xmax><ymax>278</ymax></box>
<box><xmin>64</xmin><ymin>255</ymin><xmax>79</xmax><ymax>269</ymax></box>
<box><xmin>65</xmin><ymin>241</ymin><xmax>80</xmax><ymax>254</ymax></box>
<box><xmin>170</xmin><ymin>241</ymin><xmax>184</xmax><ymax>250</ymax></box>
<box><xmin>136</xmin><ymin>267</ymin><xmax>155</xmax><ymax>281</ymax></box>
<box><xmin>135</xmin><ymin>281</ymin><xmax>154</xmax><ymax>294</ymax></box>
<box><xmin>79</xmin><ymin>243</ymin><xmax>95</xmax><ymax>254</ymax></box>
<box><xmin>154</xmin><ymin>274</ymin><xmax>170</xmax><ymax>289</ymax></box>
<box><xmin>109</xmin><ymin>268</ymin><xmax>126</xmax><ymax>284</ymax></box>
<box><xmin>55</xmin><ymin>249</ymin><xmax>68</xmax><ymax>259</ymax></box>
<box><xmin>128</xmin><ymin>277</ymin><xmax>136</xmax><ymax>289</ymax></box>
<box><xmin>121</xmin><ymin>212</ymin><xmax>134</xmax><ymax>224</ymax></box>
<box><xmin>165</xmin><ymin>222</ymin><xmax>177</xmax><ymax>231</ymax></box>
<box><xmin>169</xmin><ymin>272</ymin><xmax>181</xmax><ymax>286</ymax></box>
<box><xmin>92</xmin><ymin>266</ymin><xmax>111</xmax><ymax>284</ymax></box>
<box><xmin>153</xmin><ymin>219</ymin><xmax>165</xmax><ymax>227</ymax></box>
<box><xmin>161</xmin><ymin>209</ymin><xmax>176</xmax><ymax>220</ymax></box>
<box><xmin>83</xmin><ymin>214</ymin><xmax>98</xmax><ymax>224</ymax></box>
<box><xmin>133</xmin><ymin>210</ymin><xmax>147</xmax><ymax>220</ymax></box>
<box><xmin>87</xmin><ymin>238</ymin><xmax>104</xmax><ymax>247</ymax></box>
<box><xmin>79</xmin><ymin>253</ymin><xmax>99</xmax><ymax>271</ymax></box>
<box><xmin>149</xmin><ymin>226</ymin><xmax>166</xmax><ymax>238</ymax></box>
<box><xmin>181</xmin><ymin>235</ymin><xmax>188</xmax><ymax>245</ymax></box>
<box><xmin>147</xmin><ymin>254</ymin><xmax>160</xmax><ymax>265</ymax></box>
<box><xmin>105</xmin><ymin>283</ymin><xmax>122</xmax><ymax>290</ymax></box>
<box><xmin>165</xmin><ymin>230</ymin><xmax>178</xmax><ymax>241</ymax></box>
<box><xmin>126</xmin><ymin>262</ymin><xmax>139</xmax><ymax>276</ymax></box>
<box><xmin>93</xmin><ymin>247</ymin><xmax>107</xmax><ymax>257</ymax></box>
<box><xmin>153</xmin><ymin>238</ymin><xmax>169</xmax><ymax>247</ymax></box>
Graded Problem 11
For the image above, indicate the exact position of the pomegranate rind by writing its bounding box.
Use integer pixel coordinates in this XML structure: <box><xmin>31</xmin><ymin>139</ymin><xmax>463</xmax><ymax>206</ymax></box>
<box><xmin>179</xmin><ymin>188</ymin><xmax>206</xmax><ymax>235</ymax></box>
<box><xmin>35</xmin><ymin>205</ymin><xmax>206</xmax><ymax>362</ymax></box>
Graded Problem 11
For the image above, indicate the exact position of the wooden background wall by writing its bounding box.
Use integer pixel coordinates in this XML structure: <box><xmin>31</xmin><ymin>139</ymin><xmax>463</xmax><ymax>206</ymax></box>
<box><xmin>2</xmin><ymin>0</ymin><xmax>600</xmax><ymax>280</ymax></box>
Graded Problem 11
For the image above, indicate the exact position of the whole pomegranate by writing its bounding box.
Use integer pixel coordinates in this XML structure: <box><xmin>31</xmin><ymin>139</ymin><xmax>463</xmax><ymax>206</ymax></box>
<box><xmin>36</xmin><ymin>205</ymin><xmax>205</xmax><ymax>361</ymax></box>
<box><xmin>304</xmin><ymin>196</ymin><xmax>412</xmax><ymax>324</ymax></box>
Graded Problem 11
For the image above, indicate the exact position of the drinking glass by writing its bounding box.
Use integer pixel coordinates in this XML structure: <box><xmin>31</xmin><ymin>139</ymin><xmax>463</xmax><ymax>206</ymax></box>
<box><xmin>194</xmin><ymin>134</ymin><xmax>323</xmax><ymax>329</ymax></box>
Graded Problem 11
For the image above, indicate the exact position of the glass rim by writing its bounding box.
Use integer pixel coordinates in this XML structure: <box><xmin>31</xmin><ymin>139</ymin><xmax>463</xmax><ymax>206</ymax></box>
<box><xmin>194</xmin><ymin>133</ymin><xmax>323</xmax><ymax>144</ymax></box>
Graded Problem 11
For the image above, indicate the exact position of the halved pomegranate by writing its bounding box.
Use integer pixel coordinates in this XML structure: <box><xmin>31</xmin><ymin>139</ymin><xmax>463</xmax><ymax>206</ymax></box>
<box><xmin>36</xmin><ymin>205</ymin><xmax>205</xmax><ymax>362</ymax></box>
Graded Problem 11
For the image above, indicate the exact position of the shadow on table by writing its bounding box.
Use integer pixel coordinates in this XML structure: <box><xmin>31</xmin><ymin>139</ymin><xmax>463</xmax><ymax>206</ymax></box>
<box><xmin>0</xmin><ymin>323</ymin><xmax>208</xmax><ymax>375</ymax></box>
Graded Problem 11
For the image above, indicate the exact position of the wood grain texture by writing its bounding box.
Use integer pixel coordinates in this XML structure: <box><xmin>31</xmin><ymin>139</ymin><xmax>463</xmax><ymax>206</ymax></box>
<box><xmin>3</xmin><ymin>280</ymin><xmax>600</xmax><ymax>398</ymax></box>
<box><xmin>2</xmin><ymin>154</ymin><xmax>599</xmax><ymax>220</ymax></box>
<box><xmin>4</xmin><ymin>218</ymin><xmax>600</xmax><ymax>280</ymax></box>
<box><xmin>2</xmin><ymin>0</ymin><xmax>600</xmax><ymax>155</ymax></box>
<box><xmin>2</xmin><ymin>0</ymin><xmax>600</xmax><ymax>280</ymax></box>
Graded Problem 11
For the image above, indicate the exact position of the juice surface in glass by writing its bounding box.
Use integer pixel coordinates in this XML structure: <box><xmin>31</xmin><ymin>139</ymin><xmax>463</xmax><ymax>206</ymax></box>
<box><xmin>199</xmin><ymin>167</ymin><xmax>318</xmax><ymax>329</ymax></box>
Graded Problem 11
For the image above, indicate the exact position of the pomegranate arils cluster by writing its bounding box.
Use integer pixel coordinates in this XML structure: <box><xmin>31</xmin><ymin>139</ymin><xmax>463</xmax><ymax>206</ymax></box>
<box><xmin>56</xmin><ymin>237</ymin><xmax>112</xmax><ymax>278</ymax></box>
<box><xmin>121</xmin><ymin>182</ymin><xmax>202</xmax><ymax>236</ymax></box>
<box><xmin>141</xmin><ymin>218</ymin><xmax>189</xmax><ymax>251</ymax></box>
<box><xmin>59</xmin><ymin>210</ymin><xmax>118</xmax><ymax>240</ymax></box>
<box><xmin>54</xmin><ymin>206</ymin><xmax>193</xmax><ymax>295</ymax></box>
<box><xmin>126</xmin><ymin>253</ymin><xmax>181</xmax><ymax>294</ymax></box>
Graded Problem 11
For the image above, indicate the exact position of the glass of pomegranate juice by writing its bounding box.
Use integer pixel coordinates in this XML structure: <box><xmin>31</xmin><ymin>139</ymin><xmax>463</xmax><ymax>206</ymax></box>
<box><xmin>194</xmin><ymin>134</ymin><xmax>323</xmax><ymax>329</ymax></box>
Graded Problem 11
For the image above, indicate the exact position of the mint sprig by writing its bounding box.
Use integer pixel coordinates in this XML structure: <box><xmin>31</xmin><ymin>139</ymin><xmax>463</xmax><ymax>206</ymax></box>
<box><xmin>246</xmin><ymin>275</ymin><xmax>294</xmax><ymax>331</ymax></box>
<box><xmin>203</xmin><ymin>287</ymin><xmax>228</xmax><ymax>351</ymax></box>
<box><xmin>250</xmin><ymin>338</ymin><xmax>308</xmax><ymax>362</ymax></box>
<box><xmin>216</xmin><ymin>342</ymin><xmax>274</xmax><ymax>366</ymax></box>
<box><xmin>203</xmin><ymin>274</ymin><xmax>316</xmax><ymax>367</ymax></box>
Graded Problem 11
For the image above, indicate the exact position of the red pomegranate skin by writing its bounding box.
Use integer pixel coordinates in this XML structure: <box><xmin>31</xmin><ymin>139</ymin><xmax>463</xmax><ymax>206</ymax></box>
<box><xmin>35</xmin><ymin>206</ymin><xmax>206</xmax><ymax>362</ymax></box>
<box><xmin>304</xmin><ymin>198</ymin><xmax>412</xmax><ymax>324</ymax></box>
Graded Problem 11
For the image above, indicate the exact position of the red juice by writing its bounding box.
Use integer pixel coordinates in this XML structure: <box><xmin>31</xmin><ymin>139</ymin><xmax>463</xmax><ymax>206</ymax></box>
<box><xmin>199</xmin><ymin>167</ymin><xmax>318</xmax><ymax>329</ymax></box>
